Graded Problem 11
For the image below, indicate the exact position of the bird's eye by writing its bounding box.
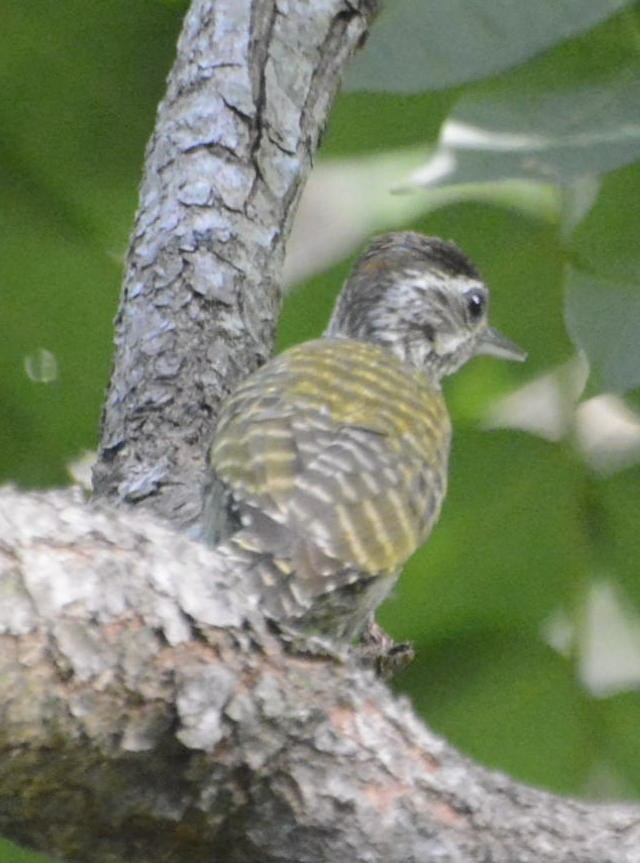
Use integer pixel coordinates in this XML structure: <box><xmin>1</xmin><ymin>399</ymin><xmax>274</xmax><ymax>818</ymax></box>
<box><xmin>466</xmin><ymin>289</ymin><xmax>486</xmax><ymax>322</ymax></box>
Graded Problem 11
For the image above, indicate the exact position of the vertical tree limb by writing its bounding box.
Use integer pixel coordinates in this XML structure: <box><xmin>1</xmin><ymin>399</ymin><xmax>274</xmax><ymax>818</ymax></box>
<box><xmin>93</xmin><ymin>0</ymin><xmax>379</xmax><ymax>529</ymax></box>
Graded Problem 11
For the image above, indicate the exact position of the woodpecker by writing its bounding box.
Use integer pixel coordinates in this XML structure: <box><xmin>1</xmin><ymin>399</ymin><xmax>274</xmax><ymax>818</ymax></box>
<box><xmin>203</xmin><ymin>232</ymin><xmax>525</xmax><ymax>643</ymax></box>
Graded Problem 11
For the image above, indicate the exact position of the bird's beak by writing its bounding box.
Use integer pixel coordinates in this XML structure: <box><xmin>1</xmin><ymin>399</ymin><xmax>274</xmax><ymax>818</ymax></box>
<box><xmin>476</xmin><ymin>327</ymin><xmax>527</xmax><ymax>362</ymax></box>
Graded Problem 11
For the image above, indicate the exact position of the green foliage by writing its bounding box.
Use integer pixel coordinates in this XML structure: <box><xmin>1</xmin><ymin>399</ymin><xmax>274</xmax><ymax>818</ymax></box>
<box><xmin>0</xmin><ymin>0</ymin><xmax>186</xmax><ymax>486</ymax></box>
<box><xmin>346</xmin><ymin>0</ymin><xmax>636</xmax><ymax>92</ymax></box>
<box><xmin>0</xmin><ymin>840</ymin><xmax>49</xmax><ymax>863</ymax></box>
<box><xmin>567</xmin><ymin>163</ymin><xmax>640</xmax><ymax>391</ymax></box>
<box><xmin>0</xmin><ymin>840</ymin><xmax>51</xmax><ymax>863</ymax></box>
<box><xmin>2</xmin><ymin>4</ymin><xmax>640</xmax><ymax>857</ymax></box>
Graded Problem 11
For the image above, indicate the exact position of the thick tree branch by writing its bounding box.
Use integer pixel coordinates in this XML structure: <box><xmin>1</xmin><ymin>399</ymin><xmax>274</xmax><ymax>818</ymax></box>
<box><xmin>1</xmin><ymin>486</ymin><xmax>640</xmax><ymax>863</ymax></box>
<box><xmin>92</xmin><ymin>0</ymin><xmax>377</xmax><ymax>530</ymax></box>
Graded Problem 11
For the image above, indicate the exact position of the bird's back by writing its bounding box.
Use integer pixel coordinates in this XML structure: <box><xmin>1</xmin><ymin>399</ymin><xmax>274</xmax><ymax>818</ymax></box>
<box><xmin>206</xmin><ymin>337</ymin><xmax>451</xmax><ymax>639</ymax></box>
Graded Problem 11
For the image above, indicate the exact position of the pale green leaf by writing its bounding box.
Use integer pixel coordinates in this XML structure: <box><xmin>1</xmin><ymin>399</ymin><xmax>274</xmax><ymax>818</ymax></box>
<box><xmin>347</xmin><ymin>0</ymin><xmax>634</xmax><ymax>92</ymax></box>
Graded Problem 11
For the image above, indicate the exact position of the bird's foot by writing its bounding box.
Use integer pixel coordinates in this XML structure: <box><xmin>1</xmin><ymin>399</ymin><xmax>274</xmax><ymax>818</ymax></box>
<box><xmin>356</xmin><ymin>617</ymin><xmax>415</xmax><ymax>679</ymax></box>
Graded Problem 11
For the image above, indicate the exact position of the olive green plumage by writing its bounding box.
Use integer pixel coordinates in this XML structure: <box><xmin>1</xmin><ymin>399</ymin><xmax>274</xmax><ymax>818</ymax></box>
<box><xmin>204</xmin><ymin>232</ymin><xmax>525</xmax><ymax>641</ymax></box>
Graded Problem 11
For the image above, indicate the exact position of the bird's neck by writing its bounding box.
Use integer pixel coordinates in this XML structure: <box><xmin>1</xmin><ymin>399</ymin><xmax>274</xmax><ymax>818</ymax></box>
<box><xmin>367</xmin><ymin>331</ymin><xmax>449</xmax><ymax>385</ymax></box>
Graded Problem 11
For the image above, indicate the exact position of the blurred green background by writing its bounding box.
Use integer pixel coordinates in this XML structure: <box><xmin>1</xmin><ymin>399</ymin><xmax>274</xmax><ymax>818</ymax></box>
<box><xmin>3</xmin><ymin>1</ymin><xmax>640</xmax><ymax>857</ymax></box>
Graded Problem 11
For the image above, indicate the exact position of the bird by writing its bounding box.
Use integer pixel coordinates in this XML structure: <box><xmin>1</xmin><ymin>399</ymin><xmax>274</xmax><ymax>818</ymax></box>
<box><xmin>202</xmin><ymin>231</ymin><xmax>526</xmax><ymax>646</ymax></box>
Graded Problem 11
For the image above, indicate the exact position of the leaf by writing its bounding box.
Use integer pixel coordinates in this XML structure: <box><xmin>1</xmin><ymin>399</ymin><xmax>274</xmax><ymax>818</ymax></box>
<box><xmin>565</xmin><ymin>270</ymin><xmax>640</xmax><ymax>394</ymax></box>
<box><xmin>563</xmin><ymin>162</ymin><xmax>640</xmax><ymax>394</ymax></box>
<box><xmin>347</xmin><ymin>0</ymin><xmax>635</xmax><ymax>93</ymax></box>
<box><xmin>408</xmin><ymin>9</ymin><xmax>640</xmax><ymax>187</ymax></box>
<box><xmin>570</xmin><ymin>162</ymin><xmax>640</xmax><ymax>284</ymax></box>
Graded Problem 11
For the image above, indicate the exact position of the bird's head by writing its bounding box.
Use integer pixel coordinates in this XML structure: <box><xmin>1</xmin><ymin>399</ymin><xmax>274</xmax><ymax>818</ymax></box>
<box><xmin>325</xmin><ymin>231</ymin><xmax>526</xmax><ymax>380</ymax></box>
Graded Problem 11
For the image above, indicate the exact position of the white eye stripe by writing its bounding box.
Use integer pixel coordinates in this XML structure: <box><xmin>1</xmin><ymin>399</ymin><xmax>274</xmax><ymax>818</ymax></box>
<box><xmin>433</xmin><ymin>331</ymin><xmax>468</xmax><ymax>357</ymax></box>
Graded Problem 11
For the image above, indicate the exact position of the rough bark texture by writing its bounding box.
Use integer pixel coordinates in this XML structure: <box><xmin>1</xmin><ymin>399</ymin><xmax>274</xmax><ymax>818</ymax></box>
<box><xmin>93</xmin><ymin>0</ymin><xmax>376</xmax><ymax>530</ymax></box>
<box><xmin>1</xmin><ymin>486</ymin><xmax>640</xmax><ymax>863</ymax></box>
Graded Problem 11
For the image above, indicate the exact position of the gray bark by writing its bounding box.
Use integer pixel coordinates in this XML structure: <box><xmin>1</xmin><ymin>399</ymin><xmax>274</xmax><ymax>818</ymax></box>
<box><xmin>92</xmin><ymin>0</ymin><xmax>376</xmax><ymax>531</ymax></box>
<box><xmin>1</xmin><ymin>486</ymin><xmax>640</xmax><ymax>863</ymax></box>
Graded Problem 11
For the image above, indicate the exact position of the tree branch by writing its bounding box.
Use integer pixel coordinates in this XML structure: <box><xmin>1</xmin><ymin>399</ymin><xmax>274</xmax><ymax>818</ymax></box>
<box><xmin>92</xmin><ymin>0</ymin><xmax>378</xmax><ymax>530</ymax></box>
<box><xmin>1</xmin><ymin>486</ymin><xmax>639</xmax><ymax>863</ymax></box>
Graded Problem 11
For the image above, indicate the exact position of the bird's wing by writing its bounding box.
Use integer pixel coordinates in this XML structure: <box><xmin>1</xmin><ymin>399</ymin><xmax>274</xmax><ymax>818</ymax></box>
<box><xmin>285</xmin><ymin>420</ymin><xmax>445</xmax><ymax>581</ymax></box>
<box><xmin>212</xmin><ymin>401</ymin><xmax>437</xmax><ymax>585</ymax></box>
<box><xmin>209</xmin><ymin>341</ymin><xmax>450</xmax><ymax>588</ymax></box>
